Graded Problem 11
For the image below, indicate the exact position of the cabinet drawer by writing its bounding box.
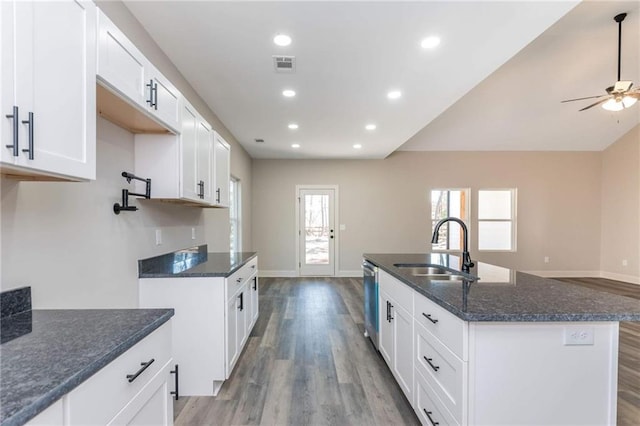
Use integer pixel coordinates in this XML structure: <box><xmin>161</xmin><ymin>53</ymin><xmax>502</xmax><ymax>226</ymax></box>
<box><xmin>66</xmin><ymin>321</ymin><xmax>172</xmax><ymax>425</ymax></box>
<box><xmin>414</xmin><ymin>293</ymin><xmax>466</xmax><ymax>360</ymax></box>
<box><xmin>415</xmin><ymin>369</ymin><xmax>459</xmax><ymax>426</ymax></box>
<box><xmin>415</xmin><ymin>323</ymin><xmax>466</xmax><ymax>423</ymax></box>
<box><xmin>379</xmin><ymin>270</ymin><xmax>413</xmax><ymax>315</ymax></box>
<box><xmin>226</xmin><ymin>257</ymin><xmax>258</xmax><ymax>299</ymax></box>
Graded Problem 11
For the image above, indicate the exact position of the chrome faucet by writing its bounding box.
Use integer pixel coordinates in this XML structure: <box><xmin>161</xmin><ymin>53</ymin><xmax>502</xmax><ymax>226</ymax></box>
<box><xmin>431</xmin><ymin>217</ymin><xmax>475</xmax><ymax>273</ymax></box>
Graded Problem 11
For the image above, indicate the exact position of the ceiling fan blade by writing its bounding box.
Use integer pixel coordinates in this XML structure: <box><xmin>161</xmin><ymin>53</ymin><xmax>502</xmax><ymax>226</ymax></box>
<box><xmin>561</xmin><ymin>94</ymin><xmax>607</xmax><ymax>103</ymax></box>
<box><xmin>579</xmin><ymin>98</ymin><xmax>610</xmax><ymax>111</ymax></box>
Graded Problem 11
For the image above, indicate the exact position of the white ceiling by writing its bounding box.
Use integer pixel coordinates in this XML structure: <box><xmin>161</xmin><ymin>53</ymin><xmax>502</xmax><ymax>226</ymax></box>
<box><xmin>123</xmin><ymin>1</ymin><xmax>639</xmax><ymax>159</ymax></box>
<box><xmin>401</xmin><ymin>0</ymin><xmax>640</xmax><ymax>152</ymax></box>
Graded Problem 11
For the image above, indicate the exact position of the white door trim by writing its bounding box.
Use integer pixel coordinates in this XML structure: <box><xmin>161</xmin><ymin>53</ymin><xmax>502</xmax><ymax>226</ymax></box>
<box><xmin>295</xmin><ymin>185</ymin><xmax>339</xmax><ymax>277</ymax></box>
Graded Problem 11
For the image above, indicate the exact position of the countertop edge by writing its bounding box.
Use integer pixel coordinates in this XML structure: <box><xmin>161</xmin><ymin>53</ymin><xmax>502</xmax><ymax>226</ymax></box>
<box><xmin>139</xmin><ymin>252</ymin><xmax>258</xmax><ymax>278</ymax></box>
<box><xmin>363</xmin><ymin>254</ymin><xmax>640</xmax><ymax>323</ymax></box>
<box><xmin>3</xmin><ymin>309</ymin><xmax>174</xmax><ymax>426</ymax></box>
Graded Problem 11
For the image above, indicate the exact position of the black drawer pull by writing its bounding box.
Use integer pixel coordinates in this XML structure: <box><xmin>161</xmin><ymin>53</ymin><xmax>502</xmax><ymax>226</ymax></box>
<box><xmin>422</xmin><ymin>313</ymin><xmax>438</xmax><ymax>324</ymax></box>
<box><xmin>423</xmin><ymin>356</ymin><xmax>440</xmax><ymax>372</ymax></box>
<box><xmin>126</xmin><ymin>358</ymin><xmax>155</xmax><ymax>383</ymax></box>
<box><xmin>423</xmin><ymin>408</ymin><xmax>439</xmax><ymax>426</ymax></box>
<box><xmin>253</xmin><ymin>277</ymin><xmax>257</xmax><ymax>291</ymax></box>
<box><xmin>236</xmin><ymin>277</ymin><xmax>242</xmax><ymax>283</ymax></box>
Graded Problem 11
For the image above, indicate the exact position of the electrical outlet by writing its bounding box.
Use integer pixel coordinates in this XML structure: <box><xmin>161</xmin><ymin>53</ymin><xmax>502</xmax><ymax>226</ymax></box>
<box><xmin>564</xmin><ymin>327</ymin><xmax>594</xmax><ymax>345</ymax></box>
<box><xmin>544</xmin><ymin>256</ymin><xmax>550</xmax><ymax>264</ymax></box>
<box><xmin>155</xmin><ymin>229</ymin><xmax>162</xmax><ymax>246</ymax></box>
<box><xmin>622</xmin><ymin>259</ymin><xmax>628</xmax><ymax>267</ymax></box>
<box><xmin>191</xmin><ymin>227</ymin><xmax>196</xmax><ymax>240</ymax></box>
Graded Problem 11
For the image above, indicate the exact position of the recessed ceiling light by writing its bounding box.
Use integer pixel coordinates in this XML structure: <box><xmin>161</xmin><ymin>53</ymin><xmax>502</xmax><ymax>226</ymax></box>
<box><xmin>291</xmin><ymin>143</ymin><xmax>300</xmax><ymax>148</ymax></box>
<box><xmin>387</xmin><ymin>90</ymin><xmax>402</xmax><ymax>100</ymax></box>
<box><xmin>421</xmin><ymin>36</ymin><xmax>441</xmax><ymax>49</ymax></box>
<box><xmin>282</xmin><ymin>89</ymin><xmax>296</xmax><ymax>98</ymax></box>
<box><xmin>273</xmin><ymin>34</ymin><xmax>292</xmax><ymax>47</ymax></box>
<box><xmin>353</xmin><ymin>144</ymin><xmax>362</xmax><ymax>149</ymax></box>
<box><xmin>365</xmin><ymin>124</ymin><xmax>377</xmax><ymax>131</ymax></box>
<box><xmin>288</xmin><ymin>123</ymin><xmax>299</xmax><ymax>129</ymax></box>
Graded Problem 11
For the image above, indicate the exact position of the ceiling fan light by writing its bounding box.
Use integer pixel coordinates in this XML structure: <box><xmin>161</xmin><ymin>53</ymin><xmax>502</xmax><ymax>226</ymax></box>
<box><xmin>602</xmin><ymin>98</ymin><xmax>624</xmax><ymax>112</ymax></box>
<box><xmin>622</xmin><ymin>96</ymin><xmax>638</xmax><ymax>108</ymax></box>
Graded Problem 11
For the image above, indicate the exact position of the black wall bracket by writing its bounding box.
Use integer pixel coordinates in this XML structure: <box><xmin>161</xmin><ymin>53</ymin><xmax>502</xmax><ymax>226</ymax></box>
<box><xmin>113</xmin><ymin>172</ymin><xmax>151</xmax><ymax>215</ymax></box>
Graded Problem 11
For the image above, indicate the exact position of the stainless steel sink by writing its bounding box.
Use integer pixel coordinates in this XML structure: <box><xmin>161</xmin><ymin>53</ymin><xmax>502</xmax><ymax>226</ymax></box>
<box><xmin>392</xmin><ymin>263</ymin><xmax>463</xmax><ymax>278</ymax></box>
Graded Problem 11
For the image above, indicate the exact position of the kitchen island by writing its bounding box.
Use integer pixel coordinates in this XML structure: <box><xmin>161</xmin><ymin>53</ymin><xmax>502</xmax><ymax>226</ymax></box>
<box><xmin>0</xmin><ymin>286</ymin><xmax>174</xmax><ymax>426</ymax></box>
<box><xmin>364</xmin><ymin>253</ymin><xmax>640</xmax><ymax>426</ymax></box>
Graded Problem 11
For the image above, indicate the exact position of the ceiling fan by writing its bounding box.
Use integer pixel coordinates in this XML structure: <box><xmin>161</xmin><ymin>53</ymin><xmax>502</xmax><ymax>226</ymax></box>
<box><xmin>561</xmin><ymin>12</ymin><xmax>639</xmax><ymax>112</ymax></box>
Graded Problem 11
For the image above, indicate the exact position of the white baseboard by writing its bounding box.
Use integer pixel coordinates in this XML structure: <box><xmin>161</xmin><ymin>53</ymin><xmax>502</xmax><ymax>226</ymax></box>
<box><xmin>524</xmin><ymin>270</ymin><xmax>640</xmax><ymax>285</ymax></box>
<box><xmin>600</xmin><ymin>271</ymin><xmax>640</xmax><ymax>285</ymax></box>
<box><xmin>523</xmin><ymin>270</ymin><xmax>601</xmax><ymax>278</ymax></box>
<box><xmin>259</xmin><ymin>270</ymin><xmax>362</xmax><ymax>278</ymax></box>
<box><xmin>338</xmin><ymin>270</ymin><xmax>362</xmax><ymax>277</ymax></box>
<box><xmin>259</xmin><ymin>270</ymin><xmax>297</xmax><ymax>278</ymax></box>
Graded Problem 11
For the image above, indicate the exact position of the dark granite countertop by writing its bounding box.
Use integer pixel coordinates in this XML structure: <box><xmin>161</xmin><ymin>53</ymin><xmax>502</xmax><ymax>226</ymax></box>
<box><xmin>138</xmin><ymin>245</ymin><xmax>257</xmax><ymax>278</ymax></box>
<box><xmin>0</xmin><ymin>308</ymin><xmax>174</xmax><ymax>426</ymax></box>
<box><xmin>364</xmin><ymin>253</ymin><xmax>640</xmax><ymax>322</ymax></box>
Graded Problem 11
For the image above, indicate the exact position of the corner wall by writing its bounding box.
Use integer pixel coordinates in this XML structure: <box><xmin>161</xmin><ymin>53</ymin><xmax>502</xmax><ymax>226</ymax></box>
<box><xmin>600</xmin><ymin>125</ymin><xmax>640</xmax><ymax>283</ymax></box>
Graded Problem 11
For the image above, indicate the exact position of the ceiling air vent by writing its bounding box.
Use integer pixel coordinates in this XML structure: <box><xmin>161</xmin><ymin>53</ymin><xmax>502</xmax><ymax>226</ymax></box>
<box><xmin>254</xmin><ymin>138</ymin><xmax>265</xmax><ymax>143</ymax></box>
<box><xmin>273</xmin><ymin>56</ymin><xmax>295</xmax><ymax>73</ymax></box>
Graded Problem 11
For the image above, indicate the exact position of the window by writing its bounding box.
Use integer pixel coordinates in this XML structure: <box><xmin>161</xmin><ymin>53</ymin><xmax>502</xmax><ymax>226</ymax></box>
<box><xmin>230</xmin><ymin>177</ymin><xmax>241</xmax><ymax>252</ymax></box>
<box><xmin>478</xmin><ymin>189</ymin><xmax>516</xmax><ymax>251</ymax></box>
<box><xmin>430</xmin><ymin>189</ymin><xmax>470</xmax><ymax>251</ymax></box>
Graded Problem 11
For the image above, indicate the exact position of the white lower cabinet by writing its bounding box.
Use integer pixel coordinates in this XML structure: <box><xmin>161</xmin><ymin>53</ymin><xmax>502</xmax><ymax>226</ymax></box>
<box><xmin>27</xmin><ymin>321</ymin><xmax>174</xmax><ymax>426</ymax></box>
<box><xmin>378</xmin><ymin>270</ymin><xmax>414</xmax><ymax>403</ymax></box>
<box><xmin>373</xmin><ymin>264</ymin><xmax>620</xmax><ymax>426</ymax></box>
<box><xmin>66</xmin><ymin>321</ymin><xmax>173</xmax><ymax>425</ymax></box>
<box><xmin>139</xmin><ymin>256</ymin><xmax>259</xmax><ymax>396</ymax></box>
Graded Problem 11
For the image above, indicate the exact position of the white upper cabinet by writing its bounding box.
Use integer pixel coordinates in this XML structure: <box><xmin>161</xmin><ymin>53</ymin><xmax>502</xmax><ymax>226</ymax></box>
<box><xmin>1</xmin><ymin>0</ymin><xmax>96</xmax><ymax>181</ymax></box>
<box><xmin>97</xmin><ymin>9</ymin><xmax>180</xmax><ymax>134</ymax></box>
<box><xmin>135</xmin><ymin>99</ymin><xmax>213</xmax><ymax>205</ymax></box>
<box><xmin>213</xmin><ymin>132</ymin><xmax>230</xmax><ymax>207</ymax></box>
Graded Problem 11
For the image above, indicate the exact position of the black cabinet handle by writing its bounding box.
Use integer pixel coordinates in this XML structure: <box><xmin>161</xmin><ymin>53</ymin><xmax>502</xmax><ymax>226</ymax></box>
<box><xmin>216</xmin><ymin>188</ymin><xmax>221</xmax><ymax>203</ymax></box>
<box><xmin>146</xmin><ymin>80</ymin><xmax>157</xmax><ymax>109</ymax></box>
<box><xmin>152</xmin><ymin>82</ymin><xmax>158</xmax><ymax>110</ymax></box>
<box><xmin>253</xmin><ymin>277</ymin><xmax>257</xmax><ymax>291</ymax></box>
<box><xmin>386</xmin><ymin>301</ymin><xmax>390</xmax><ymax>322</ymax></box>
<box><xmin>423</xmin><ymin>408</ymin><xmax>439</xmax><ymax>426</ymax></box>
<box><xmin>238</xmin><ymin>292</ymin><xmax>244</xmax><ymax>311</ymax></box>
<box><xmin>170</xmin><ymin>364</ymin><xmax>179</xmax><ymax>400</ymax></box>
<box><xmin>197</xmin><ymin>180</ymin><xmax>205</xmax><ymax>199</ymax></box>
<box><xmin>236</xmin><ymin>277</ymin><xmax>242</xmax><ymax>283</ymax></box>
<box><xmin>423</xmin><ymin>356</ymin><xmax>440</xmax><ymax>372</ymax></box>
<box><xmin>21</xmin><ymin>112</ymin><xmax>34</xmax><ymax>160</ymax></box>
<box><xmin>126</xmin><ymin>358</ymin><xmax>155</xmax><ymax>383</ymax></box>
<box><xmin>5</xmin><ymin>106</ymin><xmax>19</xmax><ymax>156</ymax></box>
<box><xmin>422</xmin><ymin>313</ymin><xmax>438</xmax><ymax>324</ymax></box>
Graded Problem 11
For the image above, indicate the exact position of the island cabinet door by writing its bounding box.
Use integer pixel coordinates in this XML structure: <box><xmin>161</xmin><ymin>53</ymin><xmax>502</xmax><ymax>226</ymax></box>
<box><xmin>226</xmin><ymin>294</ymin><xmax>239</xmax><ymax>377</ymax></box>
<box><xmin>391</xmin><ymin>303</ymin><xmax>414</xmax><ymax>402</ymax></box>
<box><xmin>379</xmin><ymin>290</ymin><xmax>394</xmax><ymax>367</ymax></box>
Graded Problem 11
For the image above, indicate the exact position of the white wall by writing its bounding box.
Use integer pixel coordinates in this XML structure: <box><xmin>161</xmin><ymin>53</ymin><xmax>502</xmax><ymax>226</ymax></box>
<box><xmin>600</xmin><ymin>125</ymin><xmax>640</xmax><ymax>283</ymax></box>
<box><xmin>252</xmin><ymin>151</ymin><xmax>603</xmax><ymax>276</ymax></box>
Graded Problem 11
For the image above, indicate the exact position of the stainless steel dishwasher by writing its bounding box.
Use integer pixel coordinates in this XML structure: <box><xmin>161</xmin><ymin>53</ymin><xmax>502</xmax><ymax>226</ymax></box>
<box><xmin>363</xmin><ymin>260</ymin><xmax>379</xmax><ymax>350</ymax></box>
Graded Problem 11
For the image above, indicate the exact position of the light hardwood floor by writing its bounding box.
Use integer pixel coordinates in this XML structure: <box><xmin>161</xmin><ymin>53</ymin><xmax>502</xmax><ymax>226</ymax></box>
<box><xmin>173</xmin><ymin>277</ymin><xmax>419</xmax><ymax>425</ymax></box>
<box><xmin>554</xmin><ymin>277</ymin><xmax>640</xmax><ymax>426</ymax></box>
<box><xmin>174</xmin><ymin>276</ymin><xmax>640</xmax><ymax>426</ymax></box>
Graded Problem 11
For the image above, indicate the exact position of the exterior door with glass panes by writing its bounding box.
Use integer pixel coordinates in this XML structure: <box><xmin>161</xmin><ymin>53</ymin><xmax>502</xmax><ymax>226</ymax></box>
<box><xmin>298</xmin><ymin>188</ymin><xmax>336</xmax><ymax>276</ymax></box>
